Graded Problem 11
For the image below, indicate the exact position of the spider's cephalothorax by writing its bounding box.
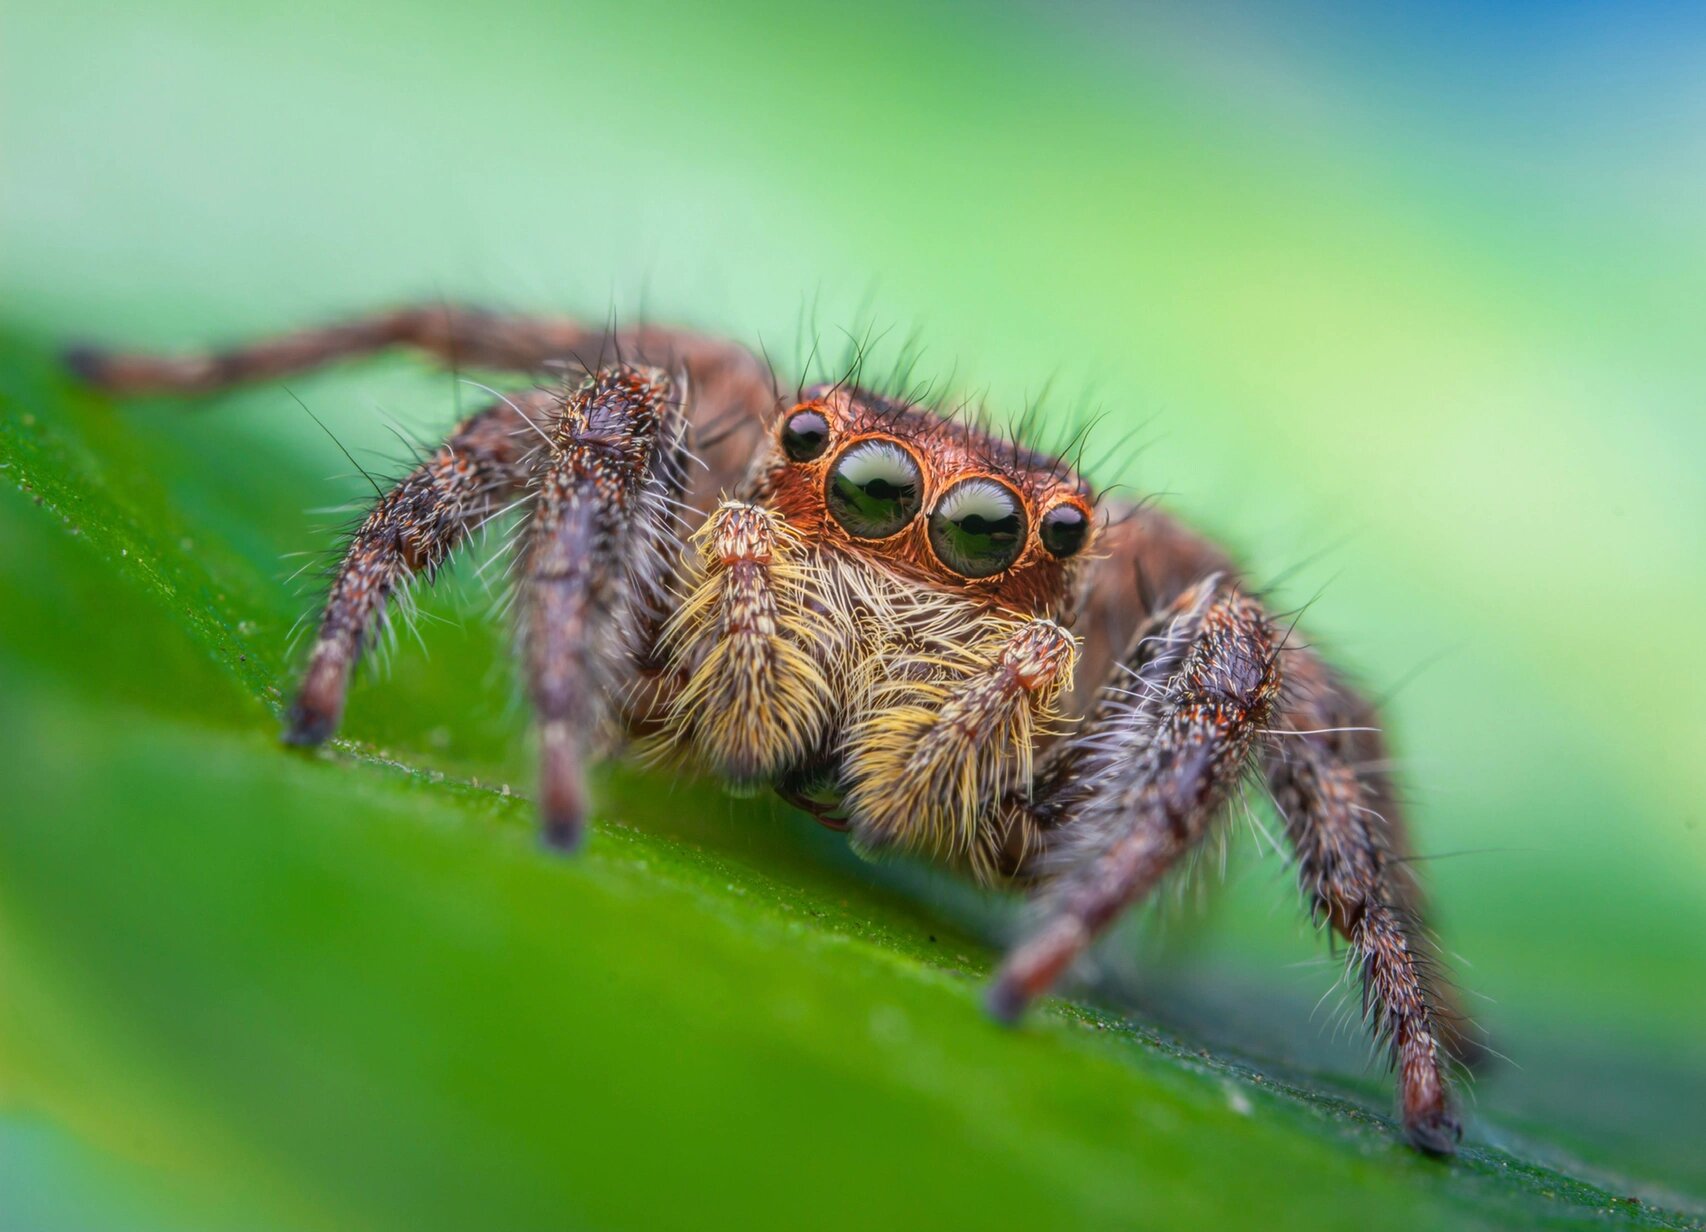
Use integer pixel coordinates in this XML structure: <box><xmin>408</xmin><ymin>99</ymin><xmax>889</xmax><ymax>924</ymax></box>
<box><xmin>68</xmin><ymin>304</ymin><xmax>1479</xmax><ymax>1156</ymax></box>
<box><xmin>653</xmin><ymin>383</ymin><xmax>1098</xmax><ymax>879</ymax></box>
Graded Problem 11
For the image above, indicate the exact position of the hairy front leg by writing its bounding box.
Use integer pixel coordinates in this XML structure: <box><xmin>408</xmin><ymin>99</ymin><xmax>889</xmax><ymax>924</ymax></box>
<box><xmin>1266</xmin><ymin>652</ymin><xmax>1469</xmax><ymax>1154</ymax></box>
<box><xmin>285</xmin><ymin>394</ymin><xmax>542</xmax><ymax>744</ymax></box>
<box><xmin>524</xmin><ymin>365</ymin><xmax>689</xmax><ymax>850</ymax></box>
<box><xmin>987</xmin><ymin>581</ymin><xmax>1281</xmax><ymax>1017</ymax></box>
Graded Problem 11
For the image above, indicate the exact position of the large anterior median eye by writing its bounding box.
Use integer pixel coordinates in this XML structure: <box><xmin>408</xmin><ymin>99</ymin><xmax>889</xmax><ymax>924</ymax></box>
<box><xmin>928</xmin><ymin>477</ymin><xmax>1028</xmax><ymax>578</ymax></box>
<box><xmin>826</xmin><ymin>439</ymin><xmax>923</xmax><ymax>539</ymax></box>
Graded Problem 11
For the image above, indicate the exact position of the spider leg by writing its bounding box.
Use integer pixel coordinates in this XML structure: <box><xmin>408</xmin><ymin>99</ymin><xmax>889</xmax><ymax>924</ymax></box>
<box><xmin>64</xmin><ymin>302</ymin><xmax>771</xmax><ymax>403</ymax></box>
<box><xmin>987</xmin><ymin>579</ymin><xmax>1280</xmax><ymax>1021</ymax></box>
<box><xmin>1008</xmin><ymin>498</ymin><xmax>1473</xmax><ymax>1155</ymax></box>
<box><xmin>65</xmin><ymin>303</ymin><xmax>775</xmax><ymax>497</ymax></box>
<box><xmin>1264</xmin><ymin>652</ymin><xmax>1470</xmax><ymax>1155</ymax></box>
<box><xmin>284</xmin><ymin>393</ymin><xmax>544</xmax><ymax>744</ymax></box>
<box><xmin>72</xmin><ymin>309</ymin><xmax>758</xmax><ymax>845</ymax></box>
<box><xmin>523</xmin><ymin>365</ymin><xmax>690</xmax><ymax>851</ymax></box>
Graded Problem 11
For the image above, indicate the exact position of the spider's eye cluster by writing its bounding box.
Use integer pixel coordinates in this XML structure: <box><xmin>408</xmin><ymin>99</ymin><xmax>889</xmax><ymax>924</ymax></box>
<box><xmin>780</xmin><ymin>407</ymin><xmax>830</xmax><ymax>461</ymax></box>
<box><xmin>928</xmin><ymin>478</ymin><xmax>1027</xmax><ymax>578</ymax></box>
<box><xmin>825</xmin><ymin>439</ymin><xmax>923</xmax><ymax>539</ymax></box>
<box><xmin>805</xmin><ymin>424</ymin><xmax>1092</xmax><ymax>573</ymax></box>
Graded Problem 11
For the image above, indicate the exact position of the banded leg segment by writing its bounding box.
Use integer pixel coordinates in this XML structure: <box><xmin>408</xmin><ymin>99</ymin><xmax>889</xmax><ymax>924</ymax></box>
<box><xmin>988</xmin><ymin>583</ymin><xmax>1280</xmax><ymax>1018</ymax></box>
<box><xmin>66</xmin><ymin>302</ymin><xmax>770</xmax><ymax>400</ymax></box>
<box><xmin>285</xmin><ymin>394</ymin><xmax>542</xmax><ymax>744</ymax></box>
<box><xmin>1266</xmin><ymin>653</ymin><xmax>1466</xmax><ymax>1154</ymax></box>
<box><xmin>66</xmin><ymin>303</ymin><xmax>776</xmax><ymax>503</ymax></box>
<box><xmin>525</xmin><ymin>366</ymin><xmax>689</xmax><ymax>850</ymax></box>
<box><xmin>68</xmin><ymin>305</ymin><xmax>575</xmax><ymax>394</ymax></box>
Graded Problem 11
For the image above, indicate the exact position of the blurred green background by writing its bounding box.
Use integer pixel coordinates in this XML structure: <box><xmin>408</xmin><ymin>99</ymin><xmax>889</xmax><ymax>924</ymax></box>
<box><xmin>3</xmin><ymin>2</ymin><xmax>1704</xmax><ymax>1229</ymax></box>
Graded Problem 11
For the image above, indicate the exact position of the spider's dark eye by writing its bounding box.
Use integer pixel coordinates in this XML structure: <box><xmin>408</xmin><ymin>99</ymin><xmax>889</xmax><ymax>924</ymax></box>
<box><xmin>826</xmin><ymin>439</ymin><xmax>923</xmax><ymax>539</ymax></box>
<box><xmin>781</xmin><ymin>407</ymin><xmax>830</xmax><ymax>461</ymax></box>
<box><xmin>927</xmin><ymin>478</ymin><xmax>1028</xmax><ymax>578</ymax></box>
<box><xmin>1039</xmin><ymin>502</ymin><xmax>1090</xmax><ymax>559</ymax></box>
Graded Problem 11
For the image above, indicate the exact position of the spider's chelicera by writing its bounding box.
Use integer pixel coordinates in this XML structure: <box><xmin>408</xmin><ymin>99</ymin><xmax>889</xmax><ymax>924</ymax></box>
<box><xmin>68</xmin><ymin>304</ymin><xmax>1479</xmax><ymax>1156</ymax></box>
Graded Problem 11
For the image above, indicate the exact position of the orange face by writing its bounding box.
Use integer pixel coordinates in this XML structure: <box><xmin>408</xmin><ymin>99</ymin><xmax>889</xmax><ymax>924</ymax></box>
<box><xmin>751</xmin><ymin>384</ymin><xmax>1097</xmax><ymax>618</ymax></box>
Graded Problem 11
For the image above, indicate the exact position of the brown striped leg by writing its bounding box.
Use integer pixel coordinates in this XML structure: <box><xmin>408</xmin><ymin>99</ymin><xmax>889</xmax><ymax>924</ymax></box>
<box><xmin>1266</xmin><ymin>653</ymin><xmax>1468</xmax><ymax>1155</ymax></box>
<box><xmin>64</xmin><ymin>302</ymin><xmax>772</xmax><ymax>404</ymax></box>
<box><xmin>284</xmin><ymin>393</ymin><xmax>544</xmax><ymax>745</ymax></box>
<box><xmin>524</xmin><ymin>365</ymin><xmax>689</xmax><ymax>851</ymax></box>
<box><xmin>987</xmin><ymin>581</ymin><xmax>1280</xmax><ymax>1019</ymax></box>
<box><xmin>64</xmin><ymin>303</ymin><xmax>776</xmax><ymax>497</ymax></box>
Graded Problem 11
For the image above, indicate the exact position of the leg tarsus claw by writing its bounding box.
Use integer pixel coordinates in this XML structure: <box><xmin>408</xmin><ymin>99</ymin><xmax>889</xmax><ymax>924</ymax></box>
<box><xmin>281</xmin><ymin>703</ymin><xmax>335</xmax><ymax>748</ymax></box>
<box><xmin>984</xmin><ymin>975</ymin><xmax>1030</xmax><ymax>1025</ymax></box>
<box><xmin>541</xmin><ymin>812</ymin><xmax>585</xmax><ymax>854</ymax></box>
<box><xmin>1404</xmin><ymin>1107</ymin><xmax>1463</xmax><ymax>1157</ymax></box>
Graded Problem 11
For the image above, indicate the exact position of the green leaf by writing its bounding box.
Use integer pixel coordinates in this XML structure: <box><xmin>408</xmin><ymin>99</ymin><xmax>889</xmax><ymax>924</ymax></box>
<box><xmin>3</xmin><ymin>2</ymin><xmax>1704</xmax><ymax>1226</ymax></box>
<box><xmin>2</xmin><ymin>331</ymin><xmax>1702</xmax><ymax>1232</ymax></box>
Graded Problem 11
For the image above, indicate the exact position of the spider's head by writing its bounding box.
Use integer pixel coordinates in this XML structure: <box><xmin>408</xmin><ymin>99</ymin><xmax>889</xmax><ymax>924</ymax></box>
<box><xmin>753</xmin><ymin>385</ymin><xmax>1097</xmax><ymax>620</ymax></box>
<box><xmin>665</xmin><ymin>384</ymin><xmax>1096</xmax><ymax>852</ymax></box>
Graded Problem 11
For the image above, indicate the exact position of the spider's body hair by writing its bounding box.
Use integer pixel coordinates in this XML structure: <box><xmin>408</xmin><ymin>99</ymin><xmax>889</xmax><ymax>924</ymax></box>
<box><xmin>792</xmin><ymin>318</ymin><xmax>1112</xmax><ymax>493</ymax></box>
<box><xmin>654</xmin><ymin>514</ymin><xmax>1078</xmax><ymax>877</ymax></box>
<box><xmin>844</xmin><ymin>611</ymin><xmax>1075</xmax><ymax>881</ymax></box>
<box><xmin>653</xmin><ymin>503</ymin><xmax>837</xmax><ymax>784</ymax></box>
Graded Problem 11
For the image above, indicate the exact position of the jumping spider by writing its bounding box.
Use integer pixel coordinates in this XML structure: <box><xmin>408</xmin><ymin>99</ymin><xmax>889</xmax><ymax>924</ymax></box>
<box><xmin>69</xmin><ymin>304</ymin><xmax>1476</xmax><ymax>1155</ymax></box>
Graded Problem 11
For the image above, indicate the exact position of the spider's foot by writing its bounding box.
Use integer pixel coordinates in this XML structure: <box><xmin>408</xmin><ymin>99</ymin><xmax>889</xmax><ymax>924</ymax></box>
<box><xmin>63</xmin><ymin>345</ymin><xmax>106</xmax><ymax>385</ymax></box>
<box><xmin>1404</xmin><ymin>1106</ymin><xmax>1463</xmax><ymax>1158</ymax></box>
<box><xmin>281</xmin><ymin>700</ymin><xmax>337</xmax><ymax>748</ymax></box>
<box><xmin>985</xmin><ymin>916</ymin><xmax>1086</xmax><ymax>1025</ymax></box>
<box><xmin>539</xmin><ymin>720</ymin><xmax>587</xmax><ymax>854</ymax></box>
<box><xmin>983</xmin><ymin>976</ymin><xmax>1032</xmax><ymax>1026</ymax></box>
<box><xmin>282</xmin><ymin>660</ymin><xmax>347</xmax><ymax>748</ymax></box>
<box><xmin>541</xmin><ymin>818</ymin><xmax>585</xmax><ymax>854</ymax></box>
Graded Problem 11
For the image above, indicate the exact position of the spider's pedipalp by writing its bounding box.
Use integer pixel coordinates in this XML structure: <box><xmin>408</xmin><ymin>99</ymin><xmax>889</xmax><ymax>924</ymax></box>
<box><xmin>843</xmin><ymin>614</ymin><xmax>1077</xmax><ymax>880</ymax></box>
<box><xmin>654</xmin><ymin>501</ymin><xmax>836</xmax><ymax>784</ymax></box>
